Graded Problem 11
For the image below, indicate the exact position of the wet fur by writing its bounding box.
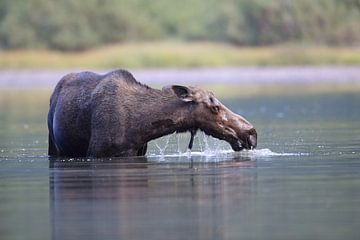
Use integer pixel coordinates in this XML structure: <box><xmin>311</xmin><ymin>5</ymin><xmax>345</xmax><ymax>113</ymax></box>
<box><xmin>48</xmin><ymin>69</ymin><xmax>194</xmax><ymax>157</ymax></box>
<box><xmin>48</xmin><ymin>69</ymin><xmax>257</xmax><ymax>158</ymax></box>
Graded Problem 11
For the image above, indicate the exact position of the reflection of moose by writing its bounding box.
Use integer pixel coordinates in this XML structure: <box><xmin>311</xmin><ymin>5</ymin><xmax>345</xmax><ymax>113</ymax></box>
<box><xmin>48</xmin><ymin>69</ymin><xmax>257</xmax><ymax>157</ymax></box>
<box><xmin>49</xmin><ymin>158</ymin><xmax>256</xmax><ymax>240</ymax></box>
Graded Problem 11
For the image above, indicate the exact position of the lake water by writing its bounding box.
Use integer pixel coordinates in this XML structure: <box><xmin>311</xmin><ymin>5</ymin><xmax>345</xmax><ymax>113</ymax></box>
<box><xmin>1</xmin><ymin>89</ymin><xmax>360</xmax><ymax>240</ymax></box>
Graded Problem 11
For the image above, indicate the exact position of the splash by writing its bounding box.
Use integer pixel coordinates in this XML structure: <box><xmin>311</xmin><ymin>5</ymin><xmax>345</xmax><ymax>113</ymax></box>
<box><xmin>236</xmin><ymin>148</ymin><xmax>308</xmax><ymax>157</ymax></box>
<box><xmin>149</xmin><ymin>148</ymin><xmax>305</xmax><ymax>158</ymax></box>
<box><xmin>147</xmin><ymin>132</ymin><xmax>308</xmax><ymax>162</ymax></box>
<box><xmin>154</xmin><ymin>135</ymin><xmax>170</xmax><ymax>155</ymax></box>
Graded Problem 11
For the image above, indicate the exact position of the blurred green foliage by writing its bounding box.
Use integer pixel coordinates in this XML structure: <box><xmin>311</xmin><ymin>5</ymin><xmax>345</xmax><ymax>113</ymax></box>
<box><xmin>0</xmin><ymin>0</ymin><xmax>359</xmax><ymax>51</ymax></box>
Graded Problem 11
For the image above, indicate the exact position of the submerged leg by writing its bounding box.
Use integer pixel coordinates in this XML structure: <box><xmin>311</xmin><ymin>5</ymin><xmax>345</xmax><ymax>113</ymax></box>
<box><xmin>48</xmin><ymin>134</ymin><xmax>58</xmax><ymax>156</ymax></box>
<box><xmin>188</xmin><ymin>128</ymin><xmax>197</xmax><ymax>150</ymax></box>
<box><xmin>137</xmin><ymin>143</ymin><xmax>148</xmax><ymax>156</ymax></box>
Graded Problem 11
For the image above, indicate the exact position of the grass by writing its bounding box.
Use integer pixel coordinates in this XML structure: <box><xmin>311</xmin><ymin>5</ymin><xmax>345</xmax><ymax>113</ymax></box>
<box><xmin>1</xmin><ymin>41</ymin><xmax>360</xmax><ymax>69</ymax></box>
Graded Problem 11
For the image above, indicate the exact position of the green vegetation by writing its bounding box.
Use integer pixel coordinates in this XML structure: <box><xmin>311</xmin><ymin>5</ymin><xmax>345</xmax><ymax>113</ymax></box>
<box><xmin>1</xmin><ymin>0</ymin><xmax>359</xmax><ymax>68</ymax></box>
<box><xmin>0</xmin><ymin>0</ymin><xmax>360</xmax><ymax>51</ymax></box>
<box><xmin>1</xmin><ymin>41</ymin><xmax>360</xmax><ymax>69</ymax></box>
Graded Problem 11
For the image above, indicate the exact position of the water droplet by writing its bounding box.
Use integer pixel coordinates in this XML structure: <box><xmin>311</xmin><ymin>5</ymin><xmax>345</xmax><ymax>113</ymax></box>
<box><xmin>186</xmin><ymin>149</ymin><xmax>191</xmax><ymax>159</ymax></box>
<box><xmin>155</xmin><ymin>135</ymin><xmax>170</xmax><ymax>155</ymax></box>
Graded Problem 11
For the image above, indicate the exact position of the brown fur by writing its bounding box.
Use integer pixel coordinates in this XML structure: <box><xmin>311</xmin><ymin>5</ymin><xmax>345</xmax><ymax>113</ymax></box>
<box><xmin>48</xmin><ymin>69</ymin><xmax>257</xmax><ymax>157</ymax></box>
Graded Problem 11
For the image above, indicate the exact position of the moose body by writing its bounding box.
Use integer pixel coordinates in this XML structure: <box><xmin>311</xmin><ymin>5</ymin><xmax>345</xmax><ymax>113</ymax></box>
<box><xmin>48</xmin><ymin>69</ymin><xmax>257</xmax><ymax>157</ymax></box>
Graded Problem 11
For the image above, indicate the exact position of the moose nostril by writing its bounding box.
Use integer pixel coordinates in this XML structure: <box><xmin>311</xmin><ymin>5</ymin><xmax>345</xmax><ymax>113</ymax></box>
<box><xmin>248</xmin><ymin>128</ymin><xmax>257</xmax><ymax>136</ymax></box>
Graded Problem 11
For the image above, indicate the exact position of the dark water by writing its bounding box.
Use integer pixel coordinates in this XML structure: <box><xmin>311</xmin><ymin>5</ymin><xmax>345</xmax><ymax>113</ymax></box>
<box><xmin>1</xmin><ymin>90</ymin><xmax>360</xmax><ymax>240</ymax></box>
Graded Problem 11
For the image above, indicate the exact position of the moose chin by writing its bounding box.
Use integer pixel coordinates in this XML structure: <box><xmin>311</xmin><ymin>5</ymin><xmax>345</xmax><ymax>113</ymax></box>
<box><xmin>48</xmin><ymin>69</ymin><xmax>257</xmax><ymax>158</ymax></box>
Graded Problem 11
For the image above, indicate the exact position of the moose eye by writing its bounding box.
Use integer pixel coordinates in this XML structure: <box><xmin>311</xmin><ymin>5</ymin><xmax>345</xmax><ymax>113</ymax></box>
<box><xmin>211</xmin><ymin>105</ymin><xmax>220</xmax><ymax>114</ymax></box>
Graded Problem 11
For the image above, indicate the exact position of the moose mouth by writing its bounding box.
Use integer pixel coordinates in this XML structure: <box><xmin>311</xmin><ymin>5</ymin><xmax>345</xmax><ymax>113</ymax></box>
<box><xmin>229</xmin><ymin>132</ymin><xmax>257</xmax><ymax>151</ymax></box>
<box><xmin>231</xmin><ymin>140</ymin><xmax>251</xmax><ymax>151</ymax></box>
<box><xmin>199</xmin><ymin>129</ymin><xmax>257</xmax><ymax>152</ymax></box>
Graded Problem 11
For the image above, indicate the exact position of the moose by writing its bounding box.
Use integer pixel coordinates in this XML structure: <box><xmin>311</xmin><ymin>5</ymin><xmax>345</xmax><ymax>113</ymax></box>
<box><xmin>48</xmin><ymin>69</ymin><xmax>257</xmax><ymax>157</ymax></box>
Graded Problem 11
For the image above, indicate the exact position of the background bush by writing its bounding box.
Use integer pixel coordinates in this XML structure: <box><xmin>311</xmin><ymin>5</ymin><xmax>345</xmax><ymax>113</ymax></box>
<box><xmin>0</xmin><ymin>0</ymin><xmax>359</xmax><ymax>51</ymax></box>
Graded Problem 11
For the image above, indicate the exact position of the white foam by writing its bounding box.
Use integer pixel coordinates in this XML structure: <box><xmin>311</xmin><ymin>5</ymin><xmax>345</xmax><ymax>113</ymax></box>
<box><xmin>236</xmin><ymin>148</ymin><xmax>308</xmax><ymax>157</ymax></box>
<box><xmin>147</xmin><ymin>148</ymin><xmax>308</xmax><ymax>161</ymax></box>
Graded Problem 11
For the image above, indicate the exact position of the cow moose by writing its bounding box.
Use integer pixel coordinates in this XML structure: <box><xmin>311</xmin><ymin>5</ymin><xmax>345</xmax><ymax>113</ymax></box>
<box><xmin>48</xmin><ymin>69</ymin><xmax>257</xmax><ymax>157</ymax></box>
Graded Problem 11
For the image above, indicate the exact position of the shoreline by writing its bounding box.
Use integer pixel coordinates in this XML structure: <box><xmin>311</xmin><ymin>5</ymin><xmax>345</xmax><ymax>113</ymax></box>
<box><xmin>0</xmin><ymin>66</ymin><xmax>360</xmax><ymax>89</ymax></box>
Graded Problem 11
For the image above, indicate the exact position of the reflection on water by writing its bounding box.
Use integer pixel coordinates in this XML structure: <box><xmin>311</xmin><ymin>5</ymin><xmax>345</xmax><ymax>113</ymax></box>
<box><xmin>48</xmin><ymin>155</ymin><xmax>360</xmax><ymax>240</ymax></box>
<box><xmin>50</xmin><ymin>158</ymin><xmax>255</xmax><ymax>240</ymax></box>
<box><xmin>1</xmin><ymin>90</ymin><xmax>360</xmax><ymax>240</ymax></box>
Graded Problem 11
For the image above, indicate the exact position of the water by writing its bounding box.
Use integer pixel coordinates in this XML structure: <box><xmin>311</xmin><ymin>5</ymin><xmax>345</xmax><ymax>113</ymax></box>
<box><xmin>1</xmin><ymin>90</ymin><xmax>360</xmax><ymax>240</ymax></box>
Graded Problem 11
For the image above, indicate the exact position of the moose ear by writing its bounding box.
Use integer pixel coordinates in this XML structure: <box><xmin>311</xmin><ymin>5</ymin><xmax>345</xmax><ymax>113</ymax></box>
<box><xmin>163</xmin><ymin>85</ymin><xmax>194</xmax><ymax>102</ymax></box>
<box><xmin>172</xmin><ymin>85</ymin><xmax>194</xmax><ymax>102</ymax></box>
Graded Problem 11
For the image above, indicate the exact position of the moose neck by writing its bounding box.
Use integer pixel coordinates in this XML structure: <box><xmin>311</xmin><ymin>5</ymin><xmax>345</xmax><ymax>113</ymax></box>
<box><xmin>135</xmin><ymin>91</ymin><xmax>195</xmax><ymax>144</ymax></box>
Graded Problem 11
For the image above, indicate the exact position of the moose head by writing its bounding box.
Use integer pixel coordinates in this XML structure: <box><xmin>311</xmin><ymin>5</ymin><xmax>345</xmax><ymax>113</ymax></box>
<box><xmin>163</xmin><ymin>85</ymin><xmax>257</xmax><ymax>151</ymax></box>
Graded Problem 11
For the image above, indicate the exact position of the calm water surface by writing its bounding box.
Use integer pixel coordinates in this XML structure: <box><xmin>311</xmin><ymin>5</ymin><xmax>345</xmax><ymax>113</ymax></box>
<box><xmin>0</xmin><ymin>90</ymin><xmax>360</xmax><ymax>240</ymax></box>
